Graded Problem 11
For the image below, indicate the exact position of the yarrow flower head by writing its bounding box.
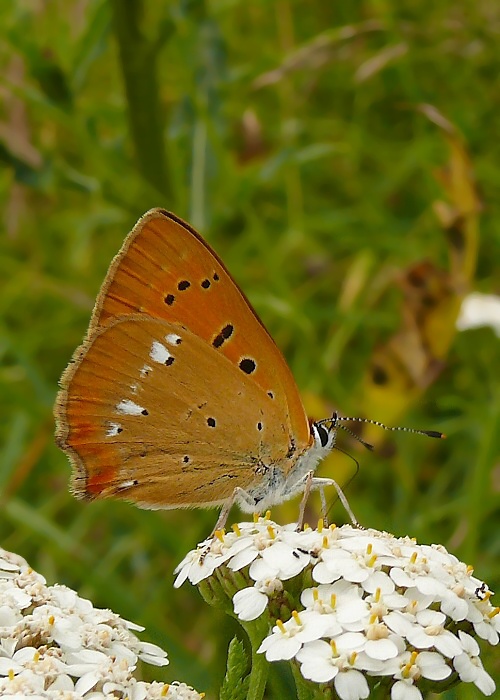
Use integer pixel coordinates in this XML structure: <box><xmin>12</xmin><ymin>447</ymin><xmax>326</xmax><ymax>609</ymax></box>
<box><xmin>175</xmin><ymin>515</ymin><xmax>498</xmax><ymax>700</ymax></box>
<box><xmin>0</xmin><ymin>548</ymin><xmax>204</xmax><ymax>699</ymax></box>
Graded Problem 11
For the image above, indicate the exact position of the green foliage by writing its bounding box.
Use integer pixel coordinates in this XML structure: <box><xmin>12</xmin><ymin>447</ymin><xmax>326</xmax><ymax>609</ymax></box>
<box><xmin>0</xmin><ymin>1</ymin><xmax>499</xmax><ymax>698</ymax></box>
<box><xmin>220</xmin><ymin>637</ymin><xmax>250</xmax><ymax>700</ymax></box>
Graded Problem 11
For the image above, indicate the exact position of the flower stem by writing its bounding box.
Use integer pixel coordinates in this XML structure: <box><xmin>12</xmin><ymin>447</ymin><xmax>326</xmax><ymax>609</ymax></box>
<box><xmin>246</xmin><ymin>641</ymin><xmax>269</xmax><ymax>700</ymax></box>
<box><xmin>239</xmin><ymin>616</ymin><xmax>272</xmax><ymax>700</ymax></box>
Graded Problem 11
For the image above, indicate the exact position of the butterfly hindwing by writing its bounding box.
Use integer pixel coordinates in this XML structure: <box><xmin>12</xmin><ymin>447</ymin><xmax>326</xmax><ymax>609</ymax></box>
<box><xmin>56</xmin><ymin>316</ymin><xmax>301</xmax><ymax>507</ymax></box>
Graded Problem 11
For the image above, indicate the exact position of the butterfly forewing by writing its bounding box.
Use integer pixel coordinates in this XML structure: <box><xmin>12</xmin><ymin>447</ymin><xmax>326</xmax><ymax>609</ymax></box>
<box><xmin>89</xmin><ymin>210</ymin><xmax>310</xmax><ymax>447</ymax></box>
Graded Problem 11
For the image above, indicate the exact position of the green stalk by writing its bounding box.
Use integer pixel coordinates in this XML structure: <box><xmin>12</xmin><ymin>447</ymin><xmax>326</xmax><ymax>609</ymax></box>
<box><xmin>246</xmin><ymin>640</ymin><xmax>269</xmax><ymax>700</ymax></box>
<box><xmin>110</xmin><ymin>0</ymin><xmax>172</xmax><ymax>198</ymax></box>
<box><xmin>239</xmin><ymin>618</ymin><xmax>271</xmax><ymax>700</ymax></box>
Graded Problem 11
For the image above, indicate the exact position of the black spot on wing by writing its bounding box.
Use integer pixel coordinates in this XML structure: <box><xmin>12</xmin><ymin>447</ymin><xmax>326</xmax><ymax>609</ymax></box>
<box><xmin>239</xmin><ymin>358</ymin><xmax>256</xmax><ymax>375</ymax></box>
<box><xmin>212</xmin><ymin>323</ymin><xmax>234</xmax><ymax>348</ymax></box>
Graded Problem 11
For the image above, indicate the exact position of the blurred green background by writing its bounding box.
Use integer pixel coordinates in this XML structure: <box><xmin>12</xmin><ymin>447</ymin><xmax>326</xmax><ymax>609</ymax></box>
<box><xmin>1</xmin><ymin>1</ymin><xmax>499</xmax><ymax>698</ymax></box>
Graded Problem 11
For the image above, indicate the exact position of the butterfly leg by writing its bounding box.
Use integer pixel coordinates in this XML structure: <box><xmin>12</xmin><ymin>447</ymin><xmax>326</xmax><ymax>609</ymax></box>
<box><xmin>293</xmin><ymin>473</ymin><xmax>359</xmax><ymax>528</ymax></box>
<box><xmin>197</xmin><ymin>488</ymin><xmax>254</xmax><ymax>564</ymax></box>
<box><xmin>211</xmin><ymin>486</ymin><xmax>256</xmax><ymax>534</ymax></box>
<box><xmin>318</xmin><ymin>485</ymin><xmax>329</xmax><ymax>527</ymax></box>
<box><xmin>296</xmin><ymin>470</ymin><xmax>315</xmax><ymax>530</ymax></box>
<box><xmin>309</xmin><ymin>477</ymin><xmax>359</xmax><ymax>526</ymax></box>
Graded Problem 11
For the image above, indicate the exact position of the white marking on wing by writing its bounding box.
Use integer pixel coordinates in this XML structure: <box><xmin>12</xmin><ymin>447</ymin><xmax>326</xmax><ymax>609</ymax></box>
<box><xmin>129</xmin><ymin>383</ymin><xmax>138</xmax><ymax>394</ymax></box>
<box><xmin>165</xmin><ymin>333</ymin><xmax>182</xmax><ymax>346</ymax></box>
<box><xmin>117</xmin><ymin>480</ymin><xmax>137</xmax><ymax>490</ymax></box>
<box><xmin>106</xmin><ymin>422</ymin><xmax>123</xmax><ymax>437</ymax></box>
<box><xmin>116</xmin><ymin>399</ymin><xmax>145</xmax><ymax>416</ymax></box>
<box><xmin>150</xmin><ymin>340</ymin><xmax>172</xmax><ymax>364</ymax></box>
<box><xmin>139</xmin><ymin>364</ymin><xmax>153</xmax><ymax>377</ymax></box>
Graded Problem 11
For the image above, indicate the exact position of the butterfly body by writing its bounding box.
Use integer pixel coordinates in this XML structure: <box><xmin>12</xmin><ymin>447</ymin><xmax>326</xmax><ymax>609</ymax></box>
<box><xmin>55</xmin><ymin>209</ymin><xmax>339</xmax><ymax>521</ymax></box>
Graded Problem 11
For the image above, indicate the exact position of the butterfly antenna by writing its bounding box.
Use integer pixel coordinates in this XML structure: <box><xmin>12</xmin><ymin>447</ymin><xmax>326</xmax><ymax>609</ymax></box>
<box><xmin>337</xmin><ymin>415</ymin><xmax>445</xmax><ymax>440</ymax></box>
<box><xmin>318</xmin><ymin>412</ymin><xmax>445</xmax><ymax>441</ymax></box>
<box><xmin>337</xmin><ymin>424</ymin><xmax>374</xmax><ymax>451</ymax></box>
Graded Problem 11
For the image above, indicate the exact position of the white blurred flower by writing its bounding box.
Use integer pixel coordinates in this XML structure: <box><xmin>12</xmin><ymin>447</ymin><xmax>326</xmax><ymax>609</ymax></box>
<box><xmin>0</xmin><ymin>548</ymin><xmax>203</xmax><ymax>700</ymax></box>
<box><xmin>457</xmin><ymin>292</ymin><xmax>500</xmax><ymax>336</ymax></box>
<box><xmin>177</xmin><ymin>515</ymin><xmax>498</xmax><ymax>697</ymax></box>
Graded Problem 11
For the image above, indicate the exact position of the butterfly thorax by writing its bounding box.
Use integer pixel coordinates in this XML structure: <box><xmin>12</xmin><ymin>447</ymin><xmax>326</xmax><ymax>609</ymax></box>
<box><xmin>234</xmin><ymin>420</ymin><xmax>337</xmax><ymax>512</ymax></box>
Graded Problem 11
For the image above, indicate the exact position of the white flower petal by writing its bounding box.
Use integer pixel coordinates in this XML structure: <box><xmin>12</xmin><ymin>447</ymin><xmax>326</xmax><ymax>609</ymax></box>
<box><xmin>228</xmin><ymin>546</ymin><xmax>259</xmax><ymax>571</ymax></box>
<box><xmin>458</xmin><ymin>630</ymin><xmax>480</xmax><ymax>656</ymax></box>
<box><xmin>233</xmin><ymin>587</ymin><xmax>268</xmax><ymax>621</ymax></box>
<box><xmin>416</xmin><ymin>651</ymin><xmax>451</xmax><ymax>681</ymax></box>
<box><xmin>74</xmin><ymin>670</ymin><xmax>100</xmax><ymax>694</ymax></box>
<box><xmin>259</xmin><ymin>635</ymin><xmax>301</xmax><ymax>661</ymax></box>
<box><xmin>391</xmin><ymin>679</ymin><xmax>422</xmax><ymax>700</ymax></box>
<box><xmin>249</xmin><ymin>556</ymin><xmax>278</xmax><ymax>581</ymax></box>
<box><xmin>300</xmin><ymin>656</ymin><xmax>338</xmax><ymax>683</ymax></box>
<box><xmin>334</xmin><ymin>669</ymin><xmax>370</xmax><ymax>700</ymax></box>
<box><xmin>365</xmin><ymin>638</ymin><xmax>399</xmax><ymax>660</ymax></box>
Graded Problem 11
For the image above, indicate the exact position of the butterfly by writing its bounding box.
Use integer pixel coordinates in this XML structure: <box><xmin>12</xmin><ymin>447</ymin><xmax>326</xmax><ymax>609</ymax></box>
<box><xmin>55</xmin><ymin>209</ymin><xmax>442</xmax><ymax>530</ymax></box>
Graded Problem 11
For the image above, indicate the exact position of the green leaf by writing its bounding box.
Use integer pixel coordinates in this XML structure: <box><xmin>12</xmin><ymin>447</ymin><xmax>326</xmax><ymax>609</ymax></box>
<box><xmin>220</xmin><ymin>636</ymin><xmax>250</xmax><ymax>700</ymax></box>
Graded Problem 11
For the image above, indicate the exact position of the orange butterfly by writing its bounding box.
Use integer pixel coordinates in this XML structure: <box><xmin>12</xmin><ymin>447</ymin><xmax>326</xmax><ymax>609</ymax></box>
<box><xmin>55</xmin><ymin>210</ymin><xmax>442</xmax><ymax>529</ymax></box>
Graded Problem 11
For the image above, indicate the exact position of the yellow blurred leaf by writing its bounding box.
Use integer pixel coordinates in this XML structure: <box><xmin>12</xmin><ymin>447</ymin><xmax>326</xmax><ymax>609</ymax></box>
<box><xmin>358</xmin><ymin>108</ymin><xmax>480</xmax><ymax>444</ymax></box>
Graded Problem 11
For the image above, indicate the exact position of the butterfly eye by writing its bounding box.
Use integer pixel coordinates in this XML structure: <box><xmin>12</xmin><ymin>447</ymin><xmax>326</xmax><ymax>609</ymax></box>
<box><xmin>313</xmin><ymin>422</ymin><xmax>330</xmax><ymax>448</ymax></box>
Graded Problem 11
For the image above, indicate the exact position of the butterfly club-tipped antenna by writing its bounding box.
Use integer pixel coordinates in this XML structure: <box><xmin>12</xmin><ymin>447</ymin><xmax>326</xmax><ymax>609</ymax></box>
<box><xmin>319</xmin><ymin>411</ymin><xmax>446</xmax><ymax>446</ymax></box>
<box><xmin>318</xmin><ymin>412</ymin><xmax>445</xmax><ymax>524</ymax></box>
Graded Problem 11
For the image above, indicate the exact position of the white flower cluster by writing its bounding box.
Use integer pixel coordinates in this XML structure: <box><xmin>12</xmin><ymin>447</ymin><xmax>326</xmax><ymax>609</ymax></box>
<box><xmin>0</xmin><ymin>548</ymin><xmax>203</xmax><ymax>700</ymax></box>
<box><xmin>175</xmin><ymin>516</ymin><xmax>499</xmax><ymax>700</ymax></box>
